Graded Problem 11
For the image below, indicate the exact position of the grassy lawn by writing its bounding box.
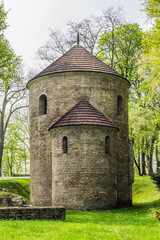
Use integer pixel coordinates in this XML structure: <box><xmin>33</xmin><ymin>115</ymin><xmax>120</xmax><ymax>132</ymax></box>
<box><xmin>0</xmin><ymin>176</ymin><xmax>159</xmax><ymax>240</ymax></box>
<box><xmin>0</xmin><ymin>178</ymin><xmax>30</xmax><ymax>200</ymax></box>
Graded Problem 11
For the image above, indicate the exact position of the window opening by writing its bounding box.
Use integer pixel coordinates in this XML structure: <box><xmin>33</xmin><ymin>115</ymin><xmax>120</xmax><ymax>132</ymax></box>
<box><xmin>117</xmin><ymin>95</ymin><xmax>123</xmax><ymax>116</ymax></box>
<box><xmin>39</xmin><ymin>95</ymin><xmax>47</xmax><ymax>115</ymax></box>
<box><xmin>62</xmin><ymin>136</ymin><xmax>68</xmax><ymax>153</ymax></box>
<box><xmin>105</xmin><ymin>136</ymin><xmax>110</xmax><ymax>154</ymax></box>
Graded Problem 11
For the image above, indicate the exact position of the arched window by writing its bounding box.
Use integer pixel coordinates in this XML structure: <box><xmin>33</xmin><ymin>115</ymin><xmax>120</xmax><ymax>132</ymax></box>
<box><xmin>39</xmin><ymin>95</ymin><xmax>47</xmax><ymax>115</ymax></box>
<box><xmin>105</xmin><ymin>136</ymin><xmax>110</xmax><ymax>154</ymax></box>
<box><xmin>117</xmin><ymin>95</ymin><xmax>123</xmax><ymax>116</ymax></box>
<box><xmin>62</xmin><ymin>136</ymin><xmax>68</xmax><ymax>153</ymax></box>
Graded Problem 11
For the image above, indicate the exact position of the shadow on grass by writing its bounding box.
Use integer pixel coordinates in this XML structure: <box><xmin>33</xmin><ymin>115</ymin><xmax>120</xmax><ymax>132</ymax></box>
<box><xmin>66</xmin><ymin>199</ymin><xmax>160</xmax><ymax>227</ymax></box>
<box><xmin>133</xmin><ymin>198</ymin><xmax>160</xmax><ymax>209</ymax></box>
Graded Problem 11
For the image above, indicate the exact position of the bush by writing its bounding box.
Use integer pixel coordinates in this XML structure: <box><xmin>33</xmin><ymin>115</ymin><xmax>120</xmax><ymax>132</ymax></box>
<box><xmin>155</xmin><ymin>211</ymin><xmax>160</xmax><ymax>221</ymax></box>
<box><xmin>151</xmin><ymin>170</ymin><xmax>160</xmax><ymax>190</ymax></box>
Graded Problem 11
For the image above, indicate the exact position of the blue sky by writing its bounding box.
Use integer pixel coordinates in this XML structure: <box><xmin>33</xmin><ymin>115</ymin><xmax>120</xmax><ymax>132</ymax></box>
<box><xmin>5</xmin><ymin>0</ymin><xmax>148</xmax><ymax>70</ymax></box>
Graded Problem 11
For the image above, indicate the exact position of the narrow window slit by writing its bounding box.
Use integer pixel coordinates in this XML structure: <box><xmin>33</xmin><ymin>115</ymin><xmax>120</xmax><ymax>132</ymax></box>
<box><xmin>39</xmin><ymin>95</ymin><xmax>47</xmax><ymax>115</ymax></box>
<box><xmin>117</xmin><ymin>95</ymin><xmax>123</xmax><ymax>116</ymax></box>
<box><xmin>105</xmin><ymin>136</ymin><xmax>110</xmax><ymax>154</ymax></box>
<box><xmin>63</xmin><ymin>136</ymin><xmax>68</xmax><ymax>153</ymax></box>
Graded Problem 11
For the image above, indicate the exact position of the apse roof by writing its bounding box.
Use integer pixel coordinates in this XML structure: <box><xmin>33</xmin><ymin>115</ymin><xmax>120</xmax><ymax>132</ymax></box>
<box><xmin>31</xmin><ymin>44</ymin><xmax>126</xmax><ymax>81</ymax></box>
<box><xmin>49</xmin><ymin>99</ymin><xmax>118</xmax><ymax>130</ymax></box>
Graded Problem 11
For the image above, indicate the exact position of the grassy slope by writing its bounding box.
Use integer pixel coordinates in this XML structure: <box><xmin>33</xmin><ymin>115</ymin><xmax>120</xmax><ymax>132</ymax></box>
<box><xmin>0</xmin><ymin>176</ymin><xmax>159</xmax><ymax>240</ymax></box>
<box><xmin>0</xmin><ymin>178</ymin><xmax>30</xmax><ymax>200</ymax></box>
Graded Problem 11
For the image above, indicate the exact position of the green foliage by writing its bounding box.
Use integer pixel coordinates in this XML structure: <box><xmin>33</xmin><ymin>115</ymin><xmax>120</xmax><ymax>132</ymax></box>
<box><xmin>129</xmin><ymin>104</ymin><xmax>156</xmax><ymax>138</ymax></box>
<box><xmin>141</xmin><ymin>0</ymin><xmax>160</xmax><ymax>19</ymax></box>
<box><xmin>0</xmin><ymin>36</ymin><xmax>21</xmax><ymax>83</ymax></box>
<box><xmin>0</xmin><ymin>2</ymin><xmax>21</xmax><ymax>85</ymax></box>
<box><xmin>155</xmin><ymin>210</ymin><xmax>160</xmax><ymax>221</ymax></box>
<box><xmin>128</xmin><ymin>0</ymin><xmax>160</xmax><ymax>175</ymax></box>
<box><xmin>129</xmin><ymin>104</ymin><xmax>158</xmax><ymax>172</ymax></box>
<box><xmin>0</xmin><ymin>178</ymin><xmax>30</xmax><ymax>200</ymax></box>
<box><xmin>98</xmin><ymin>23</ymin><xmax>143</xmax><ymax>82</ymax></box>
<box><xmin>0</xmin><ymin>2</ymin><xmax>7</xmax><ymax>33</ymax></box>
<box><xmin>2</xmin><ymin>120</ymin><xmax>29</xmax><ymax>176</ymax></box>
<box><xmin>0</xmin><ymin>1</ymin><xmax>23</xmax><ymax>177</ymax></box>
<box><xmin>140</xmin><ymin>0</ymin><xmax>160</xmax><ymax>116</ymax></box>
<box><xmin>151</xmin><ymin>170</ymin><xmax>160</xmax><ymax>190</ymax></box>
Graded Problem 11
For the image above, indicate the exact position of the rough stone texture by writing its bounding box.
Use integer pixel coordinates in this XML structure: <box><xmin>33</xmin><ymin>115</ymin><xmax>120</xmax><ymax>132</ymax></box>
<box><xmin>0</xmin><ymin>207</ymin><xmax>65</xmax><ymax>220</ymax></box>
<box><xmin>51</xmin><ymin>126</ymin><xmax>118</xmax><ymax>210</ymax></box>
<box><xmin>0</xmin><ymin>194</ymin><xmax>29</xmax><ymax>207</ymax></box>
<box><xmin>28</xmin><ymin>70</ymin><xmax>132</xmax><ymax>209</ymax></box>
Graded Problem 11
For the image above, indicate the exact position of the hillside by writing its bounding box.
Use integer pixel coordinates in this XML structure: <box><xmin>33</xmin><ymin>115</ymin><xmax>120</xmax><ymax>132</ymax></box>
<box><xmin>0</xmin><ymin>178</ymin><xmax>30</xmax><ymax>201</ymax></box>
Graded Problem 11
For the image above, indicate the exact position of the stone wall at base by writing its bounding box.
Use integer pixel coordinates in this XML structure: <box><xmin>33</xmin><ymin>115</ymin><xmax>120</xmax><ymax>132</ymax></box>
<box><xmin>0</xmin><ymin>207</ymin><xmax>65</xmax><ymax>220</ymax></box>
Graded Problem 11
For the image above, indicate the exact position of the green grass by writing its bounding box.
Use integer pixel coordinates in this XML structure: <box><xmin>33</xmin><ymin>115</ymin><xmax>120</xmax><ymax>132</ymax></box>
<box><xmin>0</xmin><ymin>176</ymin><xmax>160</xmax><ymax>240</ymax></box>
<box><xmin>0</xmin><ymin>178</ymin><xmax>30</xmax><ymax>200</ymax></box>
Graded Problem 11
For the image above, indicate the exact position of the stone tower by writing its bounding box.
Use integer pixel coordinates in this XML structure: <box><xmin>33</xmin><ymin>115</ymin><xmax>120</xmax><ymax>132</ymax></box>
<box><xmin>27</xmin><ymin>44</ymin><xmax>134</xmax><ymax>210</ymax></box>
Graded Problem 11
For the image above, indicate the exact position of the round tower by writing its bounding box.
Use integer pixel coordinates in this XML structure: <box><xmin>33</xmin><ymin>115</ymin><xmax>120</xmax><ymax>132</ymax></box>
<box><xmin>27</xmin><ymin>44</ymin><xmax>133</xmax><ymax>209</ymax></box>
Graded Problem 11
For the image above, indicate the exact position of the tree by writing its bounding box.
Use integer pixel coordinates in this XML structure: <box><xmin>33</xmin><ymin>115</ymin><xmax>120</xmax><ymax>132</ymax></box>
<box><xmin>67</xmin><ymin>15</ymin><xmax>104</xmax><ymax>54</ymax></box>
<box><xmin>141</xmin><ymin>0</ymin><xmax>160</xmax><ymax>19</ymax></box>
<box><xmin>129</xmin><ymin>104</ymin><xmax>158</xmax><ymax>175</ymax></box>
<box><xmin>0</xmin><ymin>2</ymin><xmax>27</xmax><ymax>176</ymax></box>
<box><xmin>97</xmin><ymin>23</ymin><xmax>143</xmax><ymax>83</ymax></box>
<box><xmin>137</xmin><ymin>0</ymin><xmax>160</xmax><ymax>173</ymax></box>
<box><xmin>98</xmin><ymin>7</ymin><xmax>125</xmax><ymax>69</ymax></box>
<box><xmin>0</xmin><ymin>1</ymin><xmax>7</xmax><ymax>33</ymax></box>
<box><xmin>37</xmin><ymin>7</ymin><xmax>125</xmax><ymax>64</ymax></box>
<box><xmin>2</xmin><ymin>118</ymin><xmax>29</xmax><ymax>176</ymax></box>
<box><xmin>140</xmin><ymin>0</ymin><xmax>160</xmax><ymax>111</ymax></box>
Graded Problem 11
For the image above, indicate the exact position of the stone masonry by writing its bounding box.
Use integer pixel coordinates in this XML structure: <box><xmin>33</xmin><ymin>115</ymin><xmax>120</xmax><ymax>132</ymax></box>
<box><xmin>27</xmin><ymin>44</ymin><xmax>133</xmax><ymax>210</ymax></box>
<box><xmin>0</xmin><ymin>207</ymin><xmax>65</xmax><ymax>220</ymax></box>
<box><xmin>51</xmin><ymin>126</ymin><xmax>118</xmax><ymax>210</ymax></box>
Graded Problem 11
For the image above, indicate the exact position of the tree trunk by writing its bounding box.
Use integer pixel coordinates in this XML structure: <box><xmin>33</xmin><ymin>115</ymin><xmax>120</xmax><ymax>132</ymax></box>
<box><xmin>148</xmin><ymin>154</ymin><xmax>153</xmax><ymax>175</ymax></box>
<box><xmin>134</xmin><ymin>158</ymin><xmax>142</xmax><ymax>176</ymax></box>
<box><xmin>138</xmin><ymin>156</ymin><xmax>140</xmax><ymax>167</ymax></box>
<box><xmin>0</xmin><ymin>137</ymin><xmax>4</xmax><ymax>177</ymax></box>
<box><xmin>10</xmin><ymin>153</ymin><xmax>13</xmax><ymax>176</ymax></box>
<box><xmin>111</xmin><ymin>26</ymin><xmax>115</xmax><ymax>69</ymax></box>
<box><xmin>141</xmin><ymin>152</ymin><xmax>146</xmax><ymax>175</ymax></box>
<box><xmin>146</xmin><ymin>154</ymin><xmax>150</xmax><ymax>175</ymax></box>
<box><xmin>24</xmin><ymin>144</ymin><xmax>27</xmax><ymax>175</ymax></box>
<box><xmin>137</xmin><ymin>147</ymin><xmax>141</xmax><ymax>175</ymax></box>
<box><xmin>156</xmin><ymin>141</ymin><xmax>160</xmax><ymax>172</ymax></box>
<box><xmin>148</xmin><ymin>137</ymin><xmax>155</xmax><ymax>175</ymax></box>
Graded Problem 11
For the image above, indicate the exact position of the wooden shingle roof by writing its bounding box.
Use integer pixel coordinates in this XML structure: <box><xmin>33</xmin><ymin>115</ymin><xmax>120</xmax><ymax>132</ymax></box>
<box><xmin>32</xmin><ymin>44</ymin><xmax>126</xmax><ymax>80</ymax></box>
<box><xmin>49</xmin><ymin>99</ymin><xmax>118</xmax><ymax>130</ymax></box>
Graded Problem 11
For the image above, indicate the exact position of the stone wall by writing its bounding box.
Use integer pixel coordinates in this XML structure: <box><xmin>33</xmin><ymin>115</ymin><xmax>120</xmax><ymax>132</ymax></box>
<box><xmin>0</xmin><ymin>207</ymin><xmax>65</xmax><ymax>220</ymax></box>
<box><xmin>51</xmin><ymin>126</ymin><xmax>118</xmax><ymax>210</ymax></box>
<box><xmin>28</xmin><ymin>71</ymin><xmax>130</xmax><ymax>208</ymax></box>
<box><xmin>0</xmin><ymin>194</ymin><xmax>29</xmax><ymax>207</ymax></box>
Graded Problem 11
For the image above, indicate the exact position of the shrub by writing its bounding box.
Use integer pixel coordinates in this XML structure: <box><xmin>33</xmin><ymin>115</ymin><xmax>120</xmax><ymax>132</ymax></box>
<box><xmin>155</xmin><ymin>211</ymin><xmax>160</xmax><ymax>221</ymax></box>
<box><xmin>151</xmin><ymin>170</ymin><xmax>160</xmax><ymax>190</ymax></box>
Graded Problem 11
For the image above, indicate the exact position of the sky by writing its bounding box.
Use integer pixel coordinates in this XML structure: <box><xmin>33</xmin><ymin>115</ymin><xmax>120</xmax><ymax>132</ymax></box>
<box><xmin>4</xmin><ymin>0</ymin><xmax>148</xmax><ymax>71</ymax></box>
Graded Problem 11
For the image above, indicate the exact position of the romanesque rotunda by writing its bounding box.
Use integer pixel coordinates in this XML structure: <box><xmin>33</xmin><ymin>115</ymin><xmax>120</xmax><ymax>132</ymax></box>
<box><xmin>27</xmin><ymin>44</ymin><xmax>134</xmax><ymax>210</ymax></box>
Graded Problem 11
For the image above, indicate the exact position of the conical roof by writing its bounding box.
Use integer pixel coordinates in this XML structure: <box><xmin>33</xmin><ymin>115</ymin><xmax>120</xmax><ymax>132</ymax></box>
<box><xmin>49</xmin><ymin>99</ymin><xmax>118</xmax><ymax>130</ymax></box>
<box><xmin>31</xmin><ymin>44</ymin><xmax>126</xmax><ymax>81</ymax></box>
